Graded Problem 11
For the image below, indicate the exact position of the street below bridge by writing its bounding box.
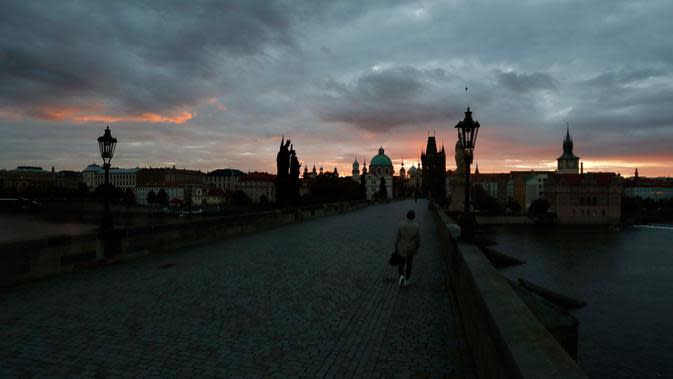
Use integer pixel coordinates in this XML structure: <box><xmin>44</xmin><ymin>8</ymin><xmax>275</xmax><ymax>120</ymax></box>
<box><xmin>1</xmin><ymin>200</ymin><xmax>474</xmax><ymax>379</ymax></box>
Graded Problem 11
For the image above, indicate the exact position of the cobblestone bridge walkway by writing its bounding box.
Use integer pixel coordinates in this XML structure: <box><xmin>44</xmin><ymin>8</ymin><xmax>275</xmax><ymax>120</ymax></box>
<box><xmin>1</xmin><ymin>200</ymin><xmax>474</xmax><ymax>379</ymax></box>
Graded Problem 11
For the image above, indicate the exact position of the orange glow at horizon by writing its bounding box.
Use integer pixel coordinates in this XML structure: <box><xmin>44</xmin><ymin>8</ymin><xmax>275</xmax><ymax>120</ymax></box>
<box><xmin>298</xmin><ymin>138</ymin><xmax>673</xmax><ymax>179</ymax></box>
<box><xmin>456</xmin><ymin>157</ymin><xmax>673</xmax><ymax>177</ymax></box>
<box><xmin>326</xmin><ymin>137</ymin><xmax>673</xmax><ymax>178</ymax></box>
<box><xmin>18</xmin><ymin>106</ymin><xmax>194</xmax><ymax>124</ymax></box>
<box><xmin>71</xmin><ymin>111</ymin><xmax>193</xmax><ymax>124</ymax></box>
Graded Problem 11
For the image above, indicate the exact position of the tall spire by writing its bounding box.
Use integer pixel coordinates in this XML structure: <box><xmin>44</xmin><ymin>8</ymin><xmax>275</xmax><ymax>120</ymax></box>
<box><xmin>475</xmin><ymin>161</ymin><xmax>480</xmax><ymax>175</ymax></box>
<box><xmin>557</xmin><ymin>123</ymin><xmax>580</xmax><ymax>173</ymax></box>
<box><xmin>563</xmin><ymin>126</ymin><xmax>574</xmax><ymax>155</ymax></box>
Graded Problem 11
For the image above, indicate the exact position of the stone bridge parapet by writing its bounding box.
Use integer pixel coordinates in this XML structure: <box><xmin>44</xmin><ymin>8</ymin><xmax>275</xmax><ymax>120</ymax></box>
<box><xmin>432</xmin><ymin>202</ymin><xmax>588</xmax><ymax>379</ymax></box>
<box><xmin>0</xmin><ymin>201</ymin><xmax>367</xmax><ymax>288</ymax></box>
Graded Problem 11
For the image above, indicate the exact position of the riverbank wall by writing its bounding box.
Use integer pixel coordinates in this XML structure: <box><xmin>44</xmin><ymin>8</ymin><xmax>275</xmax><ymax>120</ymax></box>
<box><xmin>0</xmin><ymin>201</ymin><xmax>368</xmax><ymax>288</ymax></box>
<box><xmin>432</xmin><ymin>203</ymin><xmax>587</xmax><ymax>379</ymax></box>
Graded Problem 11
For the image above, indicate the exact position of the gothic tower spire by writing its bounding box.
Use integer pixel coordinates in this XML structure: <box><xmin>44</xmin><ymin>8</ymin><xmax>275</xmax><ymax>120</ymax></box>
<box><xmin>557</xmin><ymin>126</ymin><xmax>580</xmax><ymax>174</ymax></box>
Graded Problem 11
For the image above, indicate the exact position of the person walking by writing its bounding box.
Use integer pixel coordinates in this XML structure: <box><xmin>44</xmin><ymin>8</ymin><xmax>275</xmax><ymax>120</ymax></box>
<box><xmin>395</xmin><ymin>210</ymin><xmax>421</xmax><ymax>287</ymax></box>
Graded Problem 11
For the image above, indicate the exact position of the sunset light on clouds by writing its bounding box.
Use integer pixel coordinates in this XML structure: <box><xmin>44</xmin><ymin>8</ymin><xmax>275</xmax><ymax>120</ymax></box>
<box><xmin>1</xmin><ymin>0</ymin><xmax>672</xmax><ymax>177</ymax></box>
<box><xmin>26</xmin><ymin>106</ymin><xmax>194</xmax><ymax>124</ymax></box>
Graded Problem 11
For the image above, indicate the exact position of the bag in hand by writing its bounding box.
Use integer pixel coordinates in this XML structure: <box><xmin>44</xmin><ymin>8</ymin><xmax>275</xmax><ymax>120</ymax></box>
<box><xmin>388</xmin><ymin>251</ymin><xmax>404</xmax><ymax>266</ymax></box>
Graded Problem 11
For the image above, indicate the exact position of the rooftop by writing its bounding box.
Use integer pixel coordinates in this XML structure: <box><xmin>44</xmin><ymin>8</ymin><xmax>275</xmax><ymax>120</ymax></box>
<box><xmin>207</xmin><ymin>168</ymin><xmax>245</xmax><ymax>177</ymax></box>
<box><xmin>83</xmin><ymin>164</ymin><xmax>139</xmax><ymax>174</ymax></box>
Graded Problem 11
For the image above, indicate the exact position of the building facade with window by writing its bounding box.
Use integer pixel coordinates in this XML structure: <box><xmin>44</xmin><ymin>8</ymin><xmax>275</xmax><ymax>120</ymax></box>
<box><xmin>206</xmin><ymin>169</ymin><xmax>245</xmax><ymax>192</ymax></box>
<box><xmin>544</xmin><ymin>173</ymin><xmax>622</xmax><ymax>224</ymax></box>
<box><xmin>135</xmin><ymin>167</ymin><xmax>204</xmax><ymax>205</ymax></box>
<box><xmin>236</xmin><ymin>172</ymin><xmax>276</xmax><ymax>204</ymax></box>
<box><xmin>506</xmin><ymin>171</ymin><xmax>554</xmax><ymax>212</ymax></box>
<box><xmin>623</xmin><ymin>176</ymin><xmax>673</xmax><ymax>200</ymax></box>
<box><xmin>193</xmin><ymin>187</ymin><xmax>227</xmax><ymax>205</ymax></box>
<box><xmin>363</xmin><ymin>147</ymin><xmax>394</xmax><ymax>200</ymax></box>
<box><xmin>82</xmin><ymin>164</ymin><xmax>138</xmax><ymax>190</ymax></box>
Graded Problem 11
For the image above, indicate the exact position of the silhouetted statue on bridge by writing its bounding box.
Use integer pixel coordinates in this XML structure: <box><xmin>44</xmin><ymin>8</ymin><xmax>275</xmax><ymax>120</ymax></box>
<box><xmin>289</xmin><ymin>145</ymin><xmax>301</xmax><ymax>205</ymax></box>
<box><xmin>276</xmin><ymin>137</ymin><xmax>291</xmax><ymax>207</ymax></box>
<box><xmin>276</xmin><ymin>137</ymin><xmax>301</xmax><ymax>207</ymax></box>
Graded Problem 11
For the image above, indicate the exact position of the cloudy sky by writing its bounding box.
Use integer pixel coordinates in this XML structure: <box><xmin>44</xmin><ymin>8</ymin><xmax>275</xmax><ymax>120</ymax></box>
<box><xmin>1</xmin><ymin>0</ymin><xmax>672</xmax><ymax>176</ymax></box>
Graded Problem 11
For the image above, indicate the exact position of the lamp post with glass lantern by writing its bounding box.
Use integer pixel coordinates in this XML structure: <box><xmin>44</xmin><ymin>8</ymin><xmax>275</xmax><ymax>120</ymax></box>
<box><xmin>97</xmin><ymin>126</ymin><xmax>117</xmax><ymax>233</ymax></box>
<box><xmin>455</xmin><ymin>107</ymin><xmax>480</xmax><ymax>240</ymax></box>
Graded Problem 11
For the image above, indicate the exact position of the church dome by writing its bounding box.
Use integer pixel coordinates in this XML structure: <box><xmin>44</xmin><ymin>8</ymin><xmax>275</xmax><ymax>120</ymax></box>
<box><xmin>370</xmin><ymin>147</ymin><xmax>392</xmax><ymax>167</ymax></box>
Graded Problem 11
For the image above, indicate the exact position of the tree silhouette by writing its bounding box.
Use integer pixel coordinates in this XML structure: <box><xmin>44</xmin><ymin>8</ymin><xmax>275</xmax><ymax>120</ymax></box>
<box><xmin>156</xmin><ymin>189</ymin><xmax>168</xmax><ymax>206</ymax></box>
<box><xmin>76</xmin><ymin>182</ymin><xmax>89</xmax><ymax>197</ymax></box>
<box><xmin>528</xmin><ymin>198</ymin><xmax>550</xmax><ymax>217</ymax></box>
<box><xmin>507</xmin><ymin>198</ymin><xmax>522</xmax><ymax>215</ymax></box>
<box><xmin>231</xmin><ymin>190</ymin><xmax>251</xmax><ymax>206</ymax></box>
<box><xmin>471</xmin><ymin>185</ymin><xmax>502</xmax><ymax>215</ymax></box>
<box><xmin>147</xmin><ymin>190</ymin><xmax>156</xmax><ymax>205</ymax></box>
<box><xmin>123</xmin><ymin>188</ymin><xmax>136</xmax><ymax>206</ymax></box>
<box><xmin>310</xmin><ymin>175</ymin><xmax>362</xmax><ymax>203</ymax></box>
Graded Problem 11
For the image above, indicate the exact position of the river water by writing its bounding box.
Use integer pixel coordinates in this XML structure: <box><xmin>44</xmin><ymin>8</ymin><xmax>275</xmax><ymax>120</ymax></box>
<box><xmin>485</xmin><ymin>224</ymin><xmax>673</xmax><ymax>379</ymax></box>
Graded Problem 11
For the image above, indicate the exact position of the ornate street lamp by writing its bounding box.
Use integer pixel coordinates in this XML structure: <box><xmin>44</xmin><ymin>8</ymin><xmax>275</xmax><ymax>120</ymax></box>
<box><xmin>455</xmin><ymin>107</ymin><xmax>480</xmax><ymax>240</ymax></box>
<box><xmin>97</xmin><ymin>126</ymin><xmax>117</xmax><ymax>232</ymax></box>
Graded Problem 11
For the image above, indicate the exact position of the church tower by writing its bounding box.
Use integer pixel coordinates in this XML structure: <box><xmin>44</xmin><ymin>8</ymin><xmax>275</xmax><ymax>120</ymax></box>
<box><xmin>399</xmin><ymin>160</ymin><xmax>406</xmax><ymax>179</ymax></box>
<box><xmin>352</xmin><ymin>158</ymin><xmax>360</xmax><ymax>178</ymax></box>
<box><xmin>421</xmin><ymin>135</ymin><xmax>447</xmax><ymax>202</ymax></box>
<box><xmin>557</xmin><ymin>127</ymin><xmax>580</xmax><ymax>174</ymax></box>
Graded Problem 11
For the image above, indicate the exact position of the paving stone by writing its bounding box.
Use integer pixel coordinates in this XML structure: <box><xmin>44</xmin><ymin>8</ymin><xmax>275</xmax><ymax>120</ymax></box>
<box><xmin>0</xmin><ymin>200</ymin><xmax>474</xmax><ymax>378</ymax></box>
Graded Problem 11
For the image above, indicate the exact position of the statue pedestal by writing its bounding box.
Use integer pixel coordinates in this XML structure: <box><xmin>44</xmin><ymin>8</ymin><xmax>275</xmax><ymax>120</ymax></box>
<box><xmin>448</xmin><ymin>175</ymin><xmax>465</xmax><ymax>212</ymax></box>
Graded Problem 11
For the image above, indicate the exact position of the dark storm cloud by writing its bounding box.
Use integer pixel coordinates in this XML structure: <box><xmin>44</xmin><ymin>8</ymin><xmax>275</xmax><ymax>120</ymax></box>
<box><xmin>584</xmin><ymin>68</ymin><xmax>667</xmax><ymax>88</ymax></box>
<box><xmin>2</xmin><ymin>0</ymin><xmax>673</xmax><ymax>175</ymax></box>
<box><xmin>567</xmin><ymin>67</ymin><xmax>673</xmax><ymax>135</ymax></box>
<box><xmin>496</xmin><ymin>71</ymin><xmax>556</xmax><ymax>93</ymax></box>
<box><xmin>314</xmin><ymin>66</ymin><xmax>468</xmax><ymax>131</ymax></box>
<box><xmin>0</xmin><ymin>0</ymin><xmax>295</xmax><ymax>118</ymax></box>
